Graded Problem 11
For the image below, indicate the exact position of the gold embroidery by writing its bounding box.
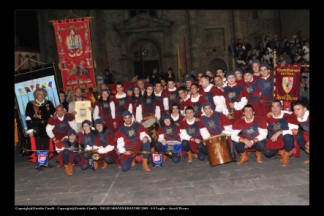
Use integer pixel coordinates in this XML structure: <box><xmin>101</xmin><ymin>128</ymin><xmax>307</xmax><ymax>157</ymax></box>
<box><xmin>273</xmin><ymin>123</ymin><xmax>281</xmax><ymax>131</ymax></box>
<box><xmin>128</xmin><ymin>129</ymin><xmax>135</xmax><ymax>137</ymax></box>
<box><xmin>188</xmin><ymin>127</ymin><xmax>196</xmax><ymax>135</ymax></box>
<box><xmin>246</xmin><ymin>128</ymin><xmax>254</xmax><ymax>134</ymax></box>
<box><xmin>208</xmin><ymin>120</ymin><xmax>215</xmax><ymax>128</ymax></box>
<box><xmin>228</xmin><ymin>92</ymin><xmax>236</xmax><ymax>99</ymax></box>
<box><xmin>166</xmin><ymin>128</ymin><xmax>173</xmax><ymax>135</ymax></box>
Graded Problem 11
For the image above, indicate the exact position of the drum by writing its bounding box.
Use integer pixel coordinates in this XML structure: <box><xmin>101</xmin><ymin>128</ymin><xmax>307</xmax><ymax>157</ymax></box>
<box><xmin>142</xmin><ymin>118</ymin><xmax>159</xmax><ymax>144</ymax></box>
<box><xmin>204</xmin><ymin>134</ymin><xmax>233</xmax><ymax>166</ymax></box>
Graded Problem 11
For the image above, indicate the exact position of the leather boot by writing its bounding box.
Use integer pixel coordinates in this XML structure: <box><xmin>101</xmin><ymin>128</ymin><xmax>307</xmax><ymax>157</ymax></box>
<box><xmin>64</xmin><ymin>165</ymin><xmax>72</xmax><ymax>175</ymax></box>
<box><xmin>304</xmin><ymin>159</ymin><xmax>309</xmax><ymax>164</ymax></box>
<box><xmin>163</xmin><ymin>155</ymin><xmax>169</xmax><ymax>162</ymax></box>
<box><xmin>187</xmin><ymin>151</ymin><xmax>193</xmax><ymax>163</ymax></box>
<box><xmin>255</xmin><ymin>151</ymin><xmax>263</xmax><ymax>163</ymax></box>
<box><xmin>131</xmin><ymin>158</ymin><xmax>136</xmax><ymax>167</ymax></box>
<box><xmin>142</xmin><ymin>159</ymin><xmax>151</xmax><ymax>172</ymax></box>
<box><xmin>192</xmin><ymin>153</ymin><xmax>198</xmax><ymax>158</ymax></box>
<box><xmin>237</xmin><ymin>152</ymin><xmax>249</xmax><ymax>165</ymax></box>
<box><xmin>93</xmin><ymin>161</ymin><xmax>99</xmax><ymax>170</ymax></box>
<box><xmin>69</xmin><ymin>163</ymin><xmax>74</xmax><ymax>174</ymax></box>
<box><xmin>278</xmin><ymin>149</ymin><xmax>284</xmax><ymax>162</ymax></box>
<box><xmin>282</xmin><ymin>150</ymin><xmax>290</xmax><ymax>167</ymax></box>
<box><xmin>151</xmin><ymin>147</ymin><xmax>155</xmax><ymax>152</ymax></box>
<box><xmin>102</xmin><ymin>162</ymin><xmax>108</xmax><ymax>169</ymax></box>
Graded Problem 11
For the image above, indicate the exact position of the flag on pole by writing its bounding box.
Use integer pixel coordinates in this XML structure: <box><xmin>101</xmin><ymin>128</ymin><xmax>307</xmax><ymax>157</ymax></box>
<box><xmin>177</xmin><ymin>43</ymin><xmax>182</xmax><ymax>82</ymax></box>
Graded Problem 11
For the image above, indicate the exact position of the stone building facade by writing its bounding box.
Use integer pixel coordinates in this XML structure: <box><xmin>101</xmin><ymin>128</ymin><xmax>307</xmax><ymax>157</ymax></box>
<box><xmin>36</xmin><ymin>10</ymin><xmax>309</xmax><ymax>84</ymax></box>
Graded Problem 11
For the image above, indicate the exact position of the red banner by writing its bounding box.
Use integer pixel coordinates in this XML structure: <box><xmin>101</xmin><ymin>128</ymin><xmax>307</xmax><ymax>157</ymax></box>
<box><xmin>53</xmin><ymin>18</ymin><xmax>96</xmax><ymax>92</ymax></box>
<box><xmin>274</xmin><ymin>64</ymin><xmax>301</xmax><ymax>102</ymax></box>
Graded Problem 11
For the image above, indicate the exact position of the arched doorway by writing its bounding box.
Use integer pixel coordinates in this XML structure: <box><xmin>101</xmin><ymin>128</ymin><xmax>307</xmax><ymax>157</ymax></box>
<box><xmin>131</xmin><ymin>39</ymin><xmax>160</xmax><ymax>79</ymax></box>
<box><xmin>207</xmin><ymin>58</ymin><xmax>228</xmax><ymax>72</ymax></box>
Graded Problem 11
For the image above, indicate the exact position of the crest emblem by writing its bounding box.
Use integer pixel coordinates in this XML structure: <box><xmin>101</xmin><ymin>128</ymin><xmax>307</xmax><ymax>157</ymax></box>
<box><xmin>264</xmin><ymin>82</ymin><xmax>271</xmax><ymax>89</ymax></box>
<box><xmin>204</xmin><ymin>95</ymin><xmax>209</xmax><ymax>101</ymax></box>
<box><xmin>273</xmin><ymin>123</ymin><xmax>281</xmax><ymax>131</ymax></box>
<box><xmin>166</xmin><ymin>128</ymin><xmax>173</xmax><ymax>135</ymax></box>
<box><xmin>103</xmin><ymin>103</ymin><xmax>109</xmax><ymax>108</ymax></box>
<box><xmin>118</xmin><ymin>99</ymin><xmax>125</xmax><ymax>106</ymax></box>
<box><xmin>208</xmin><ymin>120</ymin><xmax>216</xmax><ymax>128</ymax></box>
<box><xmin>247</xmin><ymin>128</ymin><xmax>255</xmax><ymax>134</ymax></box>
<box><xmin>188</xmin><ymin>127</ymin><xmax>196</xmax><ymax>135</ymax></box>
<box><xmin>169</xmin><ymin>93</ymin><xmax>176</xmax><ymax>101</ymax></box>
<box><xmin>282</xmin><ymin>77</ymin><xmax>294</xmax><ymax>94</ymax></box>
<box><xmin>128</xmin><ymin>129</ymin><xmax>135</xmax><ymax>137</ymax></box>
<box><xmin>146</xmin><ymin>99</ymin><xmax>152</xmax><ymax>104</ymax></box>
<box><xmin>193</xmin><ymin>105</ymin><xmax>199</xmax><ymax>112</ymax></box>
<box><xmin>246</xmin><ymin>86</ymin><xmax>253</xmax><ymax>93</ymax></box>
<box><xmin>228</xmin><ymin>92</ymin><xmax>236</xmax><ymax>99</ymax></box>
<box><xmin>85</xmin><ymin>137</ymin><xmax>91</xmax><ymax>144</ymax></box>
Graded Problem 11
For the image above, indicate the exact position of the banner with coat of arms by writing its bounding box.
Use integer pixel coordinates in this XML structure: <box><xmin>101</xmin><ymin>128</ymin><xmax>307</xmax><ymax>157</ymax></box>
<box><xmin>274</xmin><ymin>64</ymin><xmax>301</xmax><ymax>101</ymax></box>
<box><xmin>53</xmin><ymin>17</ymin><xmax>96</xmax><ymax>91</ymax></box>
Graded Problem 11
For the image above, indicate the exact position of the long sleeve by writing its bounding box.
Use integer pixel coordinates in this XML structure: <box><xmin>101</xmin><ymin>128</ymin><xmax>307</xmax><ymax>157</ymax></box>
<box><xmin>68</xmin><ymin>120</ymin><xmax>78</xmax><ymax>132</ymax></box>
<box><xmin>158</xmin><ymin>134</ymin><xmax>165</xmax><ymax>142</ymax></box>
<box><xmin>117</xmin><ymin>137</ymin><xmax>125</xmax><ymax>153</ymax></box>
<box><xmin>231</xmin><ymin>129</ymin><xmax>241</xmax><ymax>143</ymax></box>
<box><xmin>234</xmin><ymin>96</ymin><xmax>248</xmax><ymax>111</ymax></box>
<box><xmin>180</xmin><ymin>129</ymin><xmax>191</xmax><ymax>141</ymax></box>
<box><xmin>255</xmin><ymin>128</ymin><xmax>267</xmax><ymax>141</ymax></box>
<box><xmin>136</xmin><ymin>105</ymin><xmax>143</xmax><ymax>123</ymax></box>
<box><xmin>200</xmin><ymin>127</ymin><xmax>210</xmax><ymax>140</ymax></box>
<box><xmin>214</xmin><ymin>95</ymin><xmax>228</xmax><ymax>115</ymax></box>
<box><xmin>46</xmin><ymin>124</ymin><xmax>55</xmax><ymax>138</ymax></box>
<box><xmin>98</xmin><ymin>145</ymin><xmax>115</xmax><ymax>154</ymax></box>
<box><xmin>110</xmin><ymin>101</ymin><xmax>115</xmax><ymax>119</ymax></box>
<box><xmin>163</xmin><ymin>97</ymin><xmax>169</xmax><ymax>111</ymax></box>
<box><xmin>155</xmin><ymin>106</ymin><xmax>161</xmax><ymax>120</ymax></box>
<box><xmin>128</xmin><ymin>103</ymin><xmax>133</xmax><ymax>114</ymax></box>
<box><xmin>93</xmin><ymin>105</ymin><xmax>99</xmax><ymax>120</ymax></box>
<box><xmin>221</xmin><ymin>125</ymin><xmax>233</xmax><ymax>136</ymax></box>
<box><xmin>282</xmin><ymin>128</ymin><xmax>292</xmax><ymax>136</ymax></box>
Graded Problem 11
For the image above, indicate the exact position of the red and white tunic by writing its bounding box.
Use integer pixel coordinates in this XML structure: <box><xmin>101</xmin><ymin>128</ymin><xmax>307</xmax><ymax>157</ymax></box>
<box><xmin>46</xmin><ymin>113</ymin><xmax>78</xmax><ymax>140</ymax></box>
<box><xmin>199</xmin><ymin>84</ymin><xmax>227</xmax><ymax>114</ymax></box>
<box><xmin>231</xmin><ymin>116</ymin><xmax>267</xmax><ymax>143</ymax></box>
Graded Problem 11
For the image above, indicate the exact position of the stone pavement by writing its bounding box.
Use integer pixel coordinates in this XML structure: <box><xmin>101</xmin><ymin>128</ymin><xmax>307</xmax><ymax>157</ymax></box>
<box><xmin>15</xmin><ymin>151</ymin><xmax>309</xmax><ymax>205</ymax></box>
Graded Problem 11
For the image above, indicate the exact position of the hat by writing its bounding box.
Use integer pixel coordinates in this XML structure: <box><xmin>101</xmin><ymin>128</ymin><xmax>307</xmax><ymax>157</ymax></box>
<box><xmin>202</xmin><ymin>102</ymin><xmax>212</xmax><ymax>108</ymax></box>
<box><xmin>234</xmin><ymin>68</ymin><xmax>243</xmax><ymax>74</ymax></box>
<box><xmin>94</xmin><ymin>118</ymin><xmax>104</xmax><ymax>125</ymax></box>
<box><xmin>161</xmin><ymin>112</ymin><xmax>171</xmax><ymax>120</ymax></box>
<box><xmin>226</xmin><ymin>71</ymin><xmax>235</xmax><ymax>78</ymax></box>
<box><xmin>122</xmin><ymin>111</ymin><xmax>132</xmax><ymax>118</ymax></box>
<box><xmin>81</xmin><ymin>120</ymin><xmax>92</xmax><ymax>127</ymax></box>
<box><xmin>68</xmin><ymin>129</ymin><xmax>77</xmax><ymax>136</ymax></box>
<box><xmin>259</xmin><ymin>63</ymin><xmax>270</xmax><ymax>70</ymax></box>
<box><xmin>252</xmin><ymin>60</ymin><xmax>260</xmax><ymax>65</ymax></box>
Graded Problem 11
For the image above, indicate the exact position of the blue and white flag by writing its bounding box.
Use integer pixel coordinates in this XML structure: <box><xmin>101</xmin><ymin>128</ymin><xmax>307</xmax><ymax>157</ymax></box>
<box><xmin>36</xmin><ymin>151</ymin><xmax>49</xmax><ymax>168</ymax></box>
<box><xmin>152</xmin><ymin>153</ymin><xmax>163</xmax><ymax>168</ymax></box>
